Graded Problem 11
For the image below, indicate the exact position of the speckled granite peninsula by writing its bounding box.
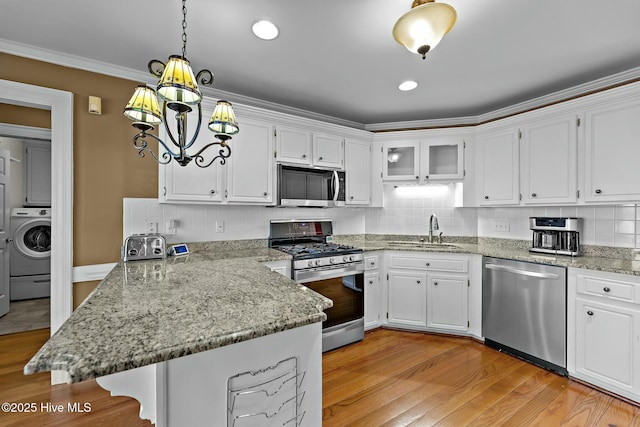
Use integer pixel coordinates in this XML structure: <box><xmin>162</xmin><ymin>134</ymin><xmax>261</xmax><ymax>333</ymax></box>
<box><xmin>24</xmin><ymin>245</ymin><xmax>332</xmax><ymax>383</ymax></box>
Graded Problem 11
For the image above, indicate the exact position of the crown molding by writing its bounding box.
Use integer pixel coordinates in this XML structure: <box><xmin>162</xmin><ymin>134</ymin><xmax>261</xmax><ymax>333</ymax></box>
<box><xmin>0</xmin><ymin>39</ymin><xmax>365</xmax><ymax>130</ymax></box>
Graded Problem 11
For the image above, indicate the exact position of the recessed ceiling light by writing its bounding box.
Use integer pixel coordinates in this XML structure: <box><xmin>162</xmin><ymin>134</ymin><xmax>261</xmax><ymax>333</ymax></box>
<box><xmin>398</xmin><ymin>80</ymin><xmax>418</xmax><ymax>91</ymax></box>
<box><xmin>252</xmin><ymin>20</ymin><xmax>279</xmax><ymax>40</ymax></box>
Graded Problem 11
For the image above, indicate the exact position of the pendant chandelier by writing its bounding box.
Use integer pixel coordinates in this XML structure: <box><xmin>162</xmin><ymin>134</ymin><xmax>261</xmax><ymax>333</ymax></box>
<box><xmin>393</xmin><ymin>0</ymin><xmax>457</xmax><ymax>60</ymax></box>
<box><xmin>123</xmin><ymin>0</ymin><xmax>239</xmax><ymax>168</ymax></box>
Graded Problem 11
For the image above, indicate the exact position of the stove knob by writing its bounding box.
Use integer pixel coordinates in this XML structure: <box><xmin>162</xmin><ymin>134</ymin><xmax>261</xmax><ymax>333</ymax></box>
<box><xmin>349</xmin><ymin>256</ymin><xmax>354</xmax><ymax>262</ymax></box>
<box><xmin>343</xmin><ymin>256</ymin><xmax>349</xmax><ymax>262</ymax></box>
<box><xmin>307</xmin><ymin>260</ymin><xmax>314</xmax><ymax>267</ymax></box>
<box><xmin>315</xmin><ymin>259</ymin><xmax>321</xmax><ymax>266</ymax></box>
<box><xmin>330</xmin><ymin>258</ymin><xmax>336</xmax><ymax>264</ymax></box>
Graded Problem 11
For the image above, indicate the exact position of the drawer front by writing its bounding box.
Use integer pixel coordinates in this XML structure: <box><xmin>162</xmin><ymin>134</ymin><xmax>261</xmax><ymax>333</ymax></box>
<box><xmin>364</xmin><ymin>255</ymin><xmax>379</xmax><ymax>270</ymax></box>
<box><xmin>579</xmin><ymin>275</ymin><xmax>635</xmax><ymax>302</ymax></box>
<box><xmin>390</xmin><ymin>255</ymin><xmax>468</xmax><ymax>273</ymax></box>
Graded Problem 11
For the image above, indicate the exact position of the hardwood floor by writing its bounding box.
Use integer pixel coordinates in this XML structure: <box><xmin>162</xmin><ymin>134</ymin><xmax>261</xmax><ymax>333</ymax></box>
<box><xmin>1</xmin><ymin>327</ymin><xmax>639</xmax><ymax>426</ymax></box>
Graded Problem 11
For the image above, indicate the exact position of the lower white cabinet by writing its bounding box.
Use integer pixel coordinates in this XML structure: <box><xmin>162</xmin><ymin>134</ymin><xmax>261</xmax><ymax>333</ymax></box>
<box><xmin>568</xmin><ymin>268</ymin><xmax>640</xmax><ymax>404</ymax></box>
<box><xmin>263</xmin><ymin>260</ymin><xmax>291</xmax><ymax>278</ymax></box>
<box><xmin>388</xmin><ymin>270</ymin><xmax>427</xmax><ymax>327</ymax></box>
<box><xmin>364</xmin><ymin>253</ymin><xmax>381</xmax><ymax>330</ymax></box>
<box><xmin>386</xmin><ymin>252</ymin><xmax>470</xmax><ymax>334</ymax></box>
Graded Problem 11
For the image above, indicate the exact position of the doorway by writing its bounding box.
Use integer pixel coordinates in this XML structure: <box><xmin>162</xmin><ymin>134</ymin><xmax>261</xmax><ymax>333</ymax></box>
<box><xmin>0</xmin><ymin>133</ymin><xmax>52</xmax><ymax>335</ymax></box>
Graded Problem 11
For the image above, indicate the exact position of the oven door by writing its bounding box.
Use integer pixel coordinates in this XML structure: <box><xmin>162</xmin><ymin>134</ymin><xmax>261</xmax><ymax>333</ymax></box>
<box><xmin>298</xmin><ymin>267</ymin><xmax>365</xmax><ymax>352</ymax></box>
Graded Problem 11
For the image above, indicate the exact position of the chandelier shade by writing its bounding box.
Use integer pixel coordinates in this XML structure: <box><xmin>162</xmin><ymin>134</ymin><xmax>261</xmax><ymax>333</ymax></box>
<box><xmin>208</xmin><ymin>100</ymin><xmax>239</xmax><ymax>139</ymax></box>
<box><xmin>157</xmin><ymin>55</ymin><xmax>202</xmax><ymax>104</ymax></box>
<box><xmin>123</xmin><ymin>85</ymin><xmax>162</xmax><ymax>125</ymax></box>
<box><xmin>393</xmin><ymin>0</ymin><xmax>457</xmax><ymax>59</ymax></box>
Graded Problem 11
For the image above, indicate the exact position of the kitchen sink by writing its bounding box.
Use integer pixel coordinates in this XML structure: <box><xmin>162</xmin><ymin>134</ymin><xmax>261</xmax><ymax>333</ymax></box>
<box><xmin>385</xmin><ymin>241</ymin><xmax>459</xmax><ymax>249</ymax></box>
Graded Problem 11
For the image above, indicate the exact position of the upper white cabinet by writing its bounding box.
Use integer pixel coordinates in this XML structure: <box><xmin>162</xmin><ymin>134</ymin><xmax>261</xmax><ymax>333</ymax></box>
<box><xmin>24</xmin><ymin>142</ymin><xmax>51</xmax><ymax>207</ymax></box>
<box><xmin>344</xmin><ymin>139</ymin><xmax>371</xmax><ymax>205</ymax></box>
<box><xmin>382</xmin><ymin>139</ymin><xmax>464</xmax><ymax>182</ymax></box>
<box><xmin>276</xmin><ymin>126</ymin><xmax>344</xmax><ymax>170</ymax></box>
<box><xmin>584</xmin><ymin>96</ymin><xmax>640</xmax><ymax>202</ymax></box>
<box><xmin>275</xmin><ymin>125</ymin><xmax>312</xmax><ymax>165</ymax></box>
<box><xmin>476</xmin><ymin>129</ymin><xmax>520</xmax><ymax>205</ymax></box>
<box><xmin>521</xmin><ymin>114</ymin><xmax>578</xmax><ymax>204</ymax></box>
<box><xmin>225</xmin><ymin>116</ymin><xmax>274</xmax><ymax>203</ymax></box>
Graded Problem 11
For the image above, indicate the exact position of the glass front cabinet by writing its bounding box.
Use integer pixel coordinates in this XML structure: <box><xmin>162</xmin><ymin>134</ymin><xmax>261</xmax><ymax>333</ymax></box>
<box><xmin>382</xmin><ymin>140</ymin><xmax>464</xmax><ymax>182</ymax></box>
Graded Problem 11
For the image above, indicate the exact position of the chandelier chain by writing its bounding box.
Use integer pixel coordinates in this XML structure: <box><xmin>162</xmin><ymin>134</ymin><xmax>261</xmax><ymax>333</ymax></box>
<box><xmin>181</xmin><ymin>0</ymin><xmax>187</xmax><ymax>58</ymax></box>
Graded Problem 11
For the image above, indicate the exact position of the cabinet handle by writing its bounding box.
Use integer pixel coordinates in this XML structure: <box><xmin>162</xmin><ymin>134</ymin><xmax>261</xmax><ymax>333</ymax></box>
<box><xmin>587</xmin><ymin>310</ymin><xmax>594</xmax><ymax>316</ymax></box>
<box><xmin>531</xmin><ymin>193</ymin><xmax>537</xmax><ymax>197</ymax></box>
<box><xmin>595</xmin><ymin>189</ymin><xmax>602</xmax><ymax>194</ymax></box>
<box><xmin>484</xmin><ymin>195</ymin><xmax>489</xmax><ymax>200</ymax></box>
<box><xmin>319</xmin><ymin>156</ymin><xmax>323</xmax><ymax>161</ymax></box>
<box><xmin>603</xmin><ymin>287</ymin><xmax>611</xmax><ymax>293</ymax></box>
<box><xmin>434</xmin><ymin>281</ymin><xmax>438</xmax><ymax>286</ymax></box>
<box><xmin>302</xmin><ymin>154</ymin><xmax>306</xmax><ymax>159</ymax></box>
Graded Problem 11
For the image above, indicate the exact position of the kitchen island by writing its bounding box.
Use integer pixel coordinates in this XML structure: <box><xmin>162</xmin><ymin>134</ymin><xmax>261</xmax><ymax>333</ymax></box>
<box><xmin>24</xmin><ymin>245</ymin><xmax>332</xmax><ymax>426</ymax></box>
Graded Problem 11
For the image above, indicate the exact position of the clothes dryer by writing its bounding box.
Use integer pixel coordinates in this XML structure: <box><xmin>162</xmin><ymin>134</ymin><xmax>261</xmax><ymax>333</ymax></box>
<box><xmin>10</xmin><ymin>207</ymin><xmax>51</xmax><ymax>300</ymax></box>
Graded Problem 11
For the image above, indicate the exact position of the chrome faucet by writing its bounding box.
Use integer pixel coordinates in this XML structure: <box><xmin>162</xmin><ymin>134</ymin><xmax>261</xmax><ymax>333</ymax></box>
<box><xmin>429</xmin><ymin>214</ymin><xmax>439</xmax><ymax>243</ymax></box>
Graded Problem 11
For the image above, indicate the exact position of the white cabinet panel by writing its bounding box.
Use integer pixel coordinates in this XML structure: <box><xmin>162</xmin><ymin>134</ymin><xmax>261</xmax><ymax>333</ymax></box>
<box><xmin>585</xmin><ymin>98</ymin><xmax>640</xmax><ymax>202</ymax></box>
<box><xmin>312</xmin><ymin>133</ymin><xmax>343</xmax><ymax>169</ymax></box>
<box><xmin>345</xmin><ymin>139</ymin><xmax>371</xmax><ymax>205</ymax></box>
<box><xmin>226</xmin><ymin>117</ymin><xmax>274</xmax><ymax>203</ymax></box>
<box><xmin>521</xmin><ymin>115</ymin><xmax>578</xmax><ymax>204</ymax></box>
<box><xmin>365</xmin><ymin>271</ymin><xmax>381</xmax><ymax>330</ymax></box>
<box><xmin>427</xmin><ymin>274</ymin><xmax>468</xmax><ymax>332</ymax></box>
<box><xmin>382</xmin><ymin>142</ymin><xmax>420</xmax><ymax>181</ymax></box>
<box><xmin>24</xmin><ymin>142</ymin><xmax>51</xmax><ymax>206</ymax></box>
<box><xmin>420</xmin><ymin>140</ymin><xmax>464</xmax><ymax>181</ymax></box>
<box><xmin>477</xmin><ymin>129</ymin><xmax>520</xmax><ymax>205</ymax></box>
<box><xmin>275</xmin><ymin>126</ymin><xmax>312</xmax><ymax>166</ymax></box>
<box><xmin>388</xmin><ymin>270</ymin><xmax>427</xmax><ymax>327</ymax></box>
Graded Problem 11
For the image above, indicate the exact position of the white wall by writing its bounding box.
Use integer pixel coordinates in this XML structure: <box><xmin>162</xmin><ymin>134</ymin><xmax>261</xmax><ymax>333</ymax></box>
<box><xmin>123</xmin><ymin>198</ymin><xmax>366</xmax><ymax>244</ymax></box>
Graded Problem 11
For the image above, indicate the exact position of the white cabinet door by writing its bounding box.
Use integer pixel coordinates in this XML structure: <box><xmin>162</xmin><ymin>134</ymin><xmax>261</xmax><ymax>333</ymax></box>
<box><xmin>575</xmin><ymin>298</ymin><xmax>638</xmax><ymax>392</ymax></box>
<box><xmin>24</xmin><ymin>143</ymin><xmax>51</xmax><ymax>206</ymax></box>
<box><xmin>477</xmin><ymin>129</ymin><xmax>520</xmax><ymax>205</ymax></box>
<box><xmin>521</xmin><ymin>115</ymin><xmax>578</xmax><ymax>204</ymax></box>
<box><xmin>345</xmin><ymin>139</ymin><xmax>371</xmax><ymax>205</ymax></box>
<box><xmin>312</xmin><ymin>133</ymin><xmax>343</xmax><ymax>169</ymax></box>
<box><xmin>226</xmin><ymin>117</ymin><xmax>274</xmax><ymax>204</ymax></box>
<box><xmin>427</xmin><ymin>273</ymin><xmax>468</xmax><ymax>332</ymax></box>
<box><xmin>275</xmin><ymin>125</ymin><xmax>312</xmax><ymax>166</ymax></box>
<box><xmin>364</xmin><ymin>271</ymin><xmax>380</xmax><ymax>330</ymax></box>
<box><xmin>388</xmin><ymin>270</ymin><xmax>427</xmax><ymax>327</ymax></box>
<box><xmin>419</xmin><ymin>139</ymin><xmax>464</xmax><ymax>181</ymax></box>
<box><xmin>584</xmin><ymin>98</ymin><xmax>640</xmax><ymax>202</ymax></box>
<box><xmin>382</xmin><ymin>142</ymin><xmax>420</xmax><ymax>181</ymax></box>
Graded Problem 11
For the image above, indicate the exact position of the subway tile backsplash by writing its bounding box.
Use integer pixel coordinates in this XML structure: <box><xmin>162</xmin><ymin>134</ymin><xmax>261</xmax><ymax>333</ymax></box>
<box><xmin>124</xmin><ymin>192</ymin><xmax>639</xmax><ymax>249</ymax></box>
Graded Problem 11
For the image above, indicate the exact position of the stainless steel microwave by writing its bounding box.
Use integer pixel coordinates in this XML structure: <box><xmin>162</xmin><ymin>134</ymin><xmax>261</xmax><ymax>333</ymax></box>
<box><xmin>277</xmin><ymin>165</ymin><xmax>346</xmax><ymax>207</ymax></box>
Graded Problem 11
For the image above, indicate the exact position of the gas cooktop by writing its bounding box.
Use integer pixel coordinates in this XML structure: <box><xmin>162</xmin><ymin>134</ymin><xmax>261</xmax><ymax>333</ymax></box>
<box><xmin>273</xmin><ymin>242</ymin><xmax>362</xmax><ymax>259</ymax></box>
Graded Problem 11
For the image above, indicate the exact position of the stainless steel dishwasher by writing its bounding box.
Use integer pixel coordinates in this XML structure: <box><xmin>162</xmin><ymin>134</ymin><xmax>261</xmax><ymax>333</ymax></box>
<box><xmin>482</xmin><ymin>257</ymin><xmax>567</xmax><ymax>375</ymax></box>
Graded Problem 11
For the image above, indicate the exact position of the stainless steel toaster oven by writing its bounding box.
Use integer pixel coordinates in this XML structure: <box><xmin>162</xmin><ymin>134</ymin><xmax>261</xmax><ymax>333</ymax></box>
<box><xmin>122</xmin><ymin>233</ymin><xmax>167</xmax><ymax>261</ymax></box>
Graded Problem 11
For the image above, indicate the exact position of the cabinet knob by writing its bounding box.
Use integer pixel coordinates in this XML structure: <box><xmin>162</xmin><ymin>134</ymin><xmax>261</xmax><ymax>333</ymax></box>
<box><xmin>210</xmin><ymin>190</ymin><xmax>216</xmax><ymax>195</ymax></box>
<box><xmin>302</xmin><ymin>154</ymin><xmax>306</xmax><ymax>159</ymax></box>
<box><xmin>416</xmin><ymin>280</ymin><xmax>421</xmax><ymax>284</ymax></box>
<box><xmin>318</xmin><ymin>156</ymin><xmax>323</xmax><ymax>161</ymax></box>
<box><xmin>350</xmin><ymin>196</ymin><xmax>354</xmax><ymax>200</ymax></box>
<box><xmin>425</xmin><ymin>175</ymin><xmax>429</xmax><ymax>179</ymax></box>
<box><xmin>263</xmin><ymin>192</ymin><xmax>268</xmax><ymax>197</ymax></box>
<box><xmin>484</xmin><ymin>195</ymin><xmax>489</xmax><ymax>200</ymax></box>
<box><xmin>595</xmin><ymin>189</ymin><xmax>602</xmax><ymax>194</ymax></box>
<box><xmin>369</xmin><ymin>280</ymin><xmax>374</xmax><ymax>285</ymax></box>
<box><xmin>434</xmin><ymin>281</ymin><xmax>438</xmax><ymax>286</ymax></box>
<box><xmin>587</xmin><ymin>310</ymin><xmax>594</xmax><ymax>316</ymax></box>
<box><xmin>426</xmin><ymin>263</ymin><xmax>430</xmax><ymax>267</ymax></box>
<box><xmin>603</xmin><ymin>287</ymin><xmax>611</xmax><ymax>293</ymax></box>
<box><xmin>415</xmin><ymin>176</ymin><xmax>419</xmax><ymax>179</ymax></box>
<box><xmin>531</xmin><ymin>193</ymin><xmax>537</xmax><ymax>197</ymax></box>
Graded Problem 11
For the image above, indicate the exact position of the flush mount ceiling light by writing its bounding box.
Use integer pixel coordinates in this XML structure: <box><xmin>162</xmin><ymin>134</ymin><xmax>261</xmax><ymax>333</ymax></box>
<box><xmin>393</xmin><ymin>0</ymin><xmax>457</xmax><ymax>60</ymax></box>
<box><xmin>252</xmin><ymin>20</ymin><xmax>279</xmax><ymax>40</ymax></box>
<box><xmin>123</xmin><ymin>0</ymin><xmax>239</xmax><ymax>168</ymax></box>
<box><xmin>398</xmin><ymin>80</ymin><xmax>418</xmax><ymax>91</ymax></box>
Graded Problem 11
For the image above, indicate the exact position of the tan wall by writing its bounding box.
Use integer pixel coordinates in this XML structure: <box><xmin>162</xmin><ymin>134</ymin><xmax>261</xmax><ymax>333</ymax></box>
<box><xmin>0</xmin><ymin>103</ymin><xmax>51</xmax><ymax>128</ymax></box>
<box><xmin>0</xmin><ymin>53</ymin><xmax>158</xmax><ymax>267</ymax></box>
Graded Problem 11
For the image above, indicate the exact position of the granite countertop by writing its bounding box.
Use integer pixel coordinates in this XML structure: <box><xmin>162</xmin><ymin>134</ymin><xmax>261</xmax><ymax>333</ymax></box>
<box><xmin>24</xmin><ymin>247</ymin><xmax>332</xmax><ymax>383</ymax></box>
<box><xmin>334</xmin><ymin>235</ymin><xmax>640</xmax><ymax>276</ymax></box>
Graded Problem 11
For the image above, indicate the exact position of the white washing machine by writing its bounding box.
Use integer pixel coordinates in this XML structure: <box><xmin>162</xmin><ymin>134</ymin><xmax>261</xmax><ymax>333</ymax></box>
<box><xmin>10</xmin><ymin>207</ymin><xmax>51</xmax><ymax>300</ymax></box>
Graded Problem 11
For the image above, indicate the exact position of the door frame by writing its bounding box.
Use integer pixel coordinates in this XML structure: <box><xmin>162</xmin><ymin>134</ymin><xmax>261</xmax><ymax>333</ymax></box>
<box><xmin>0</xmin><ymin>80</ymin><xmax>73</xmax><ymax>344</ymax></box>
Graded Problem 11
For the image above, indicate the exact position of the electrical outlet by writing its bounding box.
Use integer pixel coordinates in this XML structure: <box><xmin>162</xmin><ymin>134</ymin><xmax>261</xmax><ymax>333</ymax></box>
<box><xmin>216</xmin><ymin>220</ymin><xmax>224</xmax><ymax>233</ymax></box>
<box><xmin>494</xmin><ymin>220</ymin><xmax>510</xmax><ymax>232</ymax></box>
<box><xmin>148</xmin><ymin>221</ymin><xmax>159</xmax><ymax>233</ymax></box>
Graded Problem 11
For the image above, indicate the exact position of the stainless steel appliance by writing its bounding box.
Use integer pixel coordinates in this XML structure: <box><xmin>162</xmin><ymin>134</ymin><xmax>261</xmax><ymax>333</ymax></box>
<box><xmin>277</xmin><ymin>165</ymin><xmax>346</xmax><ymax>207</ymax></box>
<box><xmin>482</xmin><ymin>257</ymin><xmax>567</xmax><ymax>375</ymax></box>
<box><xmin>269</xmin><ymin>219</ymin><xmax>364</xmax><ymax>352</ymax></box>
<box><xmin>122</xmin><ymin>233</ymin><xmax>167</xmax><ymax>261</ymax></box>
<box><xmin>530</xmin><ymin>217</ymin><xmax>581</xmax><ymax>256</ymax></box>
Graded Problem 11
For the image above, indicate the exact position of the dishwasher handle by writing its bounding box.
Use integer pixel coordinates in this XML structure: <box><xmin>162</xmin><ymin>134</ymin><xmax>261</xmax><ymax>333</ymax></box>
<box><xmin>485</xmin><ymin>263</ymin><xmax>560</xmax><ymax>279</ymax></box>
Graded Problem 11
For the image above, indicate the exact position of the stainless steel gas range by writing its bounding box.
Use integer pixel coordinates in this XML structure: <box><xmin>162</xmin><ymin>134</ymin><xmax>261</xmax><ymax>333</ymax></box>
<box><xmin>269</xmin><ymin>219</ymin><xmax>364</xmax><ymax>352</ymax></box>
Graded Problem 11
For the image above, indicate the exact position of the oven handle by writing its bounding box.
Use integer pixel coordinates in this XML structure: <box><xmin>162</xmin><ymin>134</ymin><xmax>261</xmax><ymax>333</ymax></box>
<box><xmin>295</xmin><ymin>263</ymin><xmax>364</xmax><ymax>283</ymax></box>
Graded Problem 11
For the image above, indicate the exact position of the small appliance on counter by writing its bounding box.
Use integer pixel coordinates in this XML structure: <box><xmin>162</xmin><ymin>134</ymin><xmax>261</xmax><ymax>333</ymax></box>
<box><xmin>529</xmin><ymin>217</ymin><xmax>581</xmax><ymax>256</ymax></box>
<box><xmin>122</xmin><ymin>233</ymin><xmax>167</xmax><ymax>261</ymax></box>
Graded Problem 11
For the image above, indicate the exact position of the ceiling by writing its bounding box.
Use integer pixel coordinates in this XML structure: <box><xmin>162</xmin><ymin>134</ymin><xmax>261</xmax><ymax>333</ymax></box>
<box><xmin>2</xmin><ymin>0</ymin><xmax>640</xmax><ymax>127</ymax></box>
